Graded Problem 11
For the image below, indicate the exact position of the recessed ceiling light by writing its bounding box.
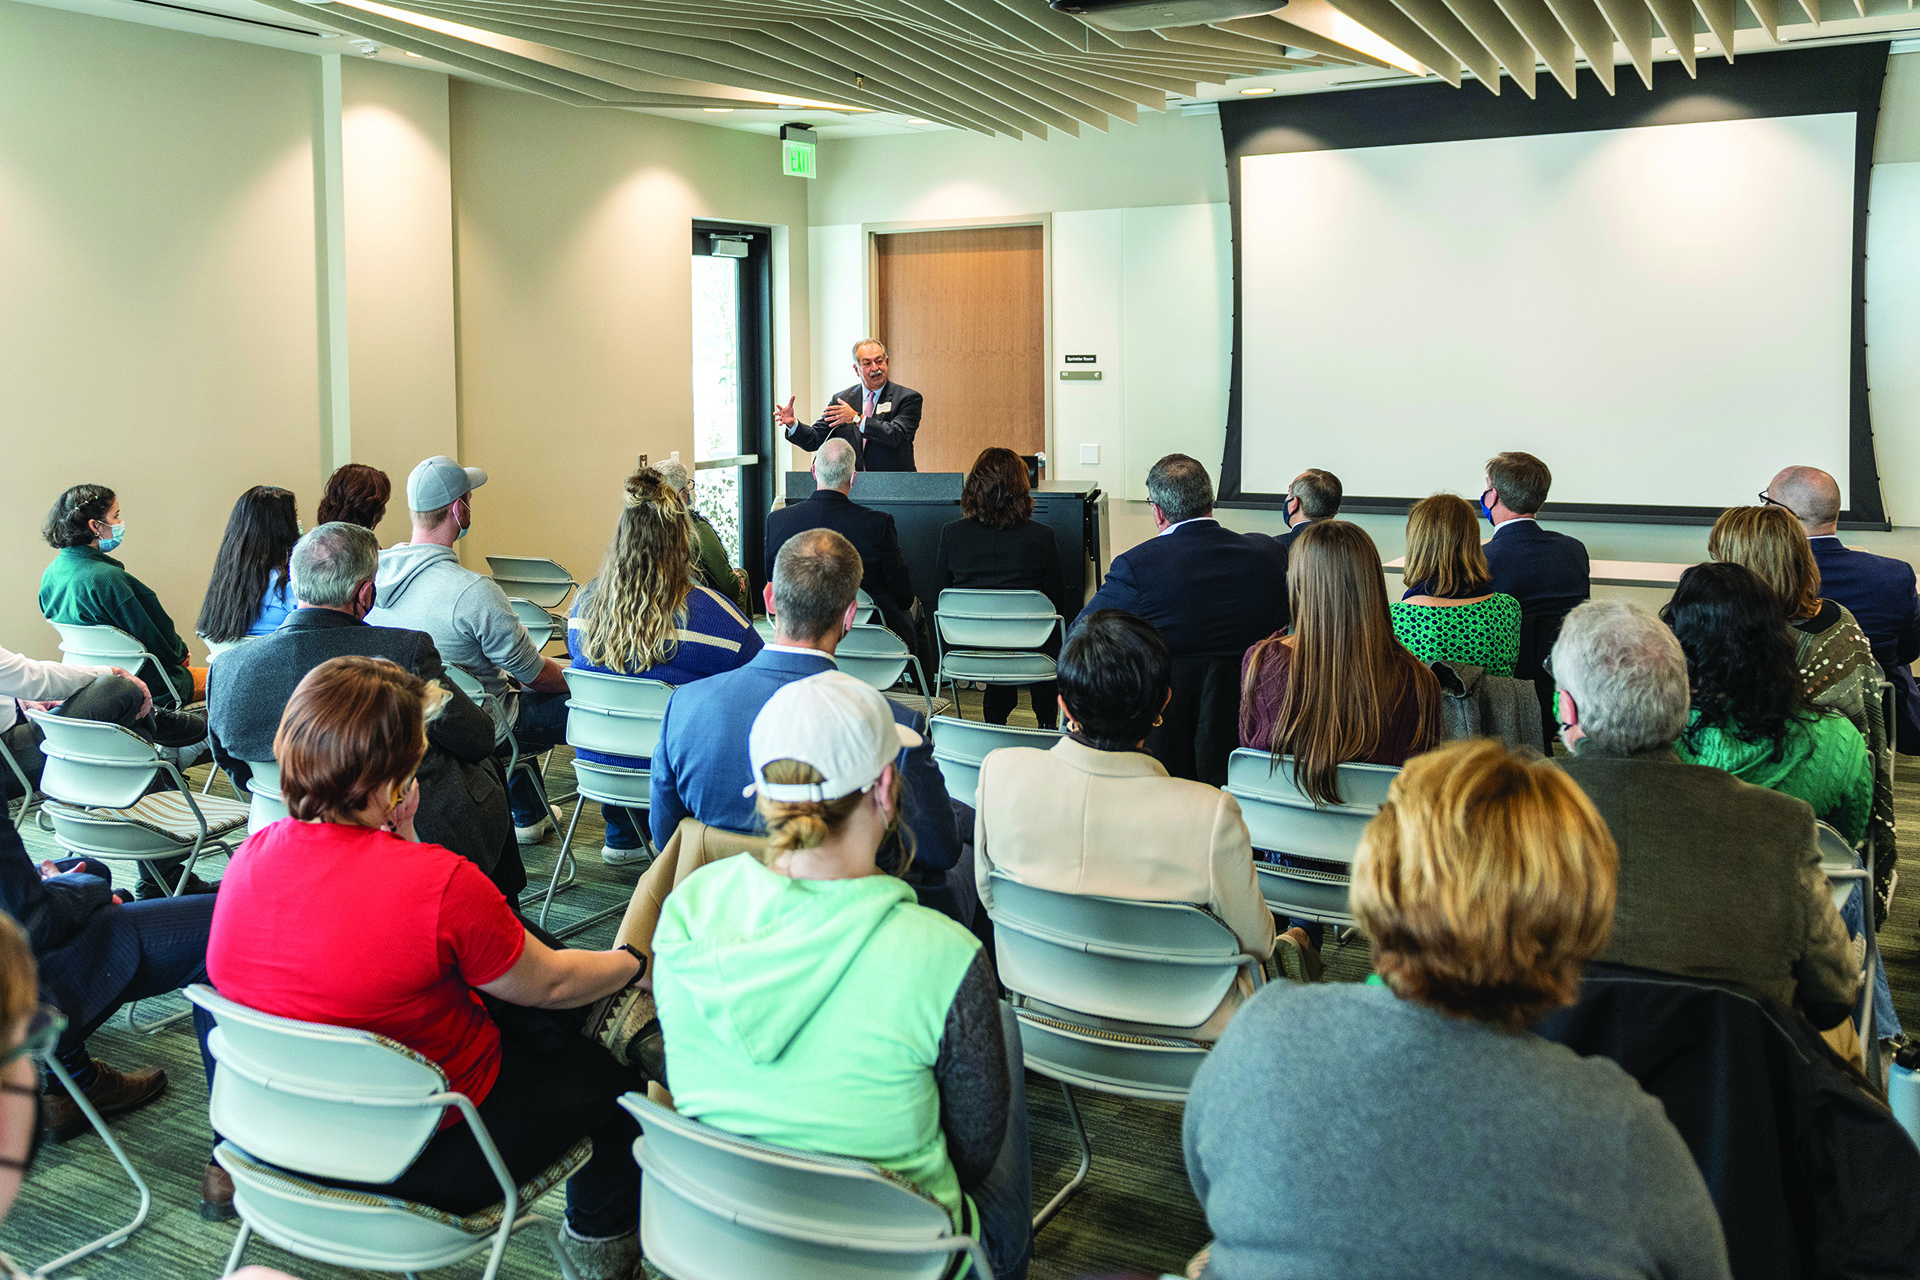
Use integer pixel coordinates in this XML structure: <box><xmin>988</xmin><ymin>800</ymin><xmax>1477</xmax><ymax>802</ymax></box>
<box><xmin>907</xmin><ymin>118</ymin><xmax>933</xmax><ymax>124</ymax></box>
<box><xmin>1240</xmin><ymin>86</ymin><xmax>1276</xmax><ymax>95</ymax></box>
<box><xmin>402</xmin><ymin>49</ymin><xmax>423</xmax><ymax>56</ymax></box>
<box><xmin>704</xmin><ymin>107</ymin><xmax>734</xmax><ymax>113</ymax></box>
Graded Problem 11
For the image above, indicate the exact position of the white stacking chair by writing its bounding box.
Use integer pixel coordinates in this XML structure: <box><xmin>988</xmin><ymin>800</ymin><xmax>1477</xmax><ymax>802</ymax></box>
<box><xmin>198</xmin><ymin>632</ymin><xmax>256</xmax><ymax>662</ymax></box>
<box><xmin>540</xmin><ymin>668</ymin><xmax>674</xmax><ymax>938</ymax></box>
<box><xmin>1224</xmin><ymin>748</ymin><xmax>1398</xmax><ymax>930</ymax></box>
<box><xmin>928</xmin><ymin>716</ymin><xmax>1064</xmax><ymax>807</ymax></box>
<box><xmin>443</xmin><ymin>665</ymin><xmax>566</xmax><ymax>835</ymax></box>
<box><xmin>49</xmin><ymin>621</ymin><xmax>187</xmax><ymax>708</ymax></box>
<box><xmin>836</xmin><ymin>623</ymin><xmax>936</xmax><ymax>722</ymax></box>
<box><xmin>485</xmin><ymin>556</ymin><xmax>578</xmax><ymax>612</ymax></box>
<box><xmin>621</xmin><ymin>1093</ymin><xmax>994</xmax><ymax>1280</ymax></box>
<box><xmin>986</xmin><ymin>871</ymin><xmax>1264</xmax><ymax>1230</ymax></box>
<box><xmin>243</xmin><ymin>758</ymin><xmax>289</xmax><ymax>835</ymax></box>
<box><xmin>506</xmin><ymin>597</ymin><xmax>559</xmax><ymax>649</ymax></box>
<box><xmin>931</xmin><ymin>590</ymin><xmax>1060</xmax><ymax>719</ymax></box>
<box><xmin>852</xmin><ymin>588</ymin><xmax>879</xmax><ymax>625</ymax></box>
<box><xmin>1817</xmin><ymin>821</ymin><xmax>1882</xmax><ymax>1073</ymax></box>
<box><xmin>185</xmin><ymin>986</ymin><xmax>586</xmax><ymax>1280</ymax></box>
<box><xmin>4</xmin><ymin>746</ymin><xmax>37</xmax><ymax>830</ymax></box>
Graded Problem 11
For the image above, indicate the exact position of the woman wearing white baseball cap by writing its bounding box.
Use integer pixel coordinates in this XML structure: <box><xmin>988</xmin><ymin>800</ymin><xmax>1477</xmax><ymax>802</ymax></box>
<box><xmin>652</xmin><ymin>671</ymin><xmax>1032</xmax><ymax>1278</ymax></box>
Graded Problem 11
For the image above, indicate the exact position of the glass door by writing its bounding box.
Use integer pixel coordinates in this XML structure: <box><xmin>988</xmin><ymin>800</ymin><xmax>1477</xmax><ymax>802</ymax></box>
<box><xmin>690</xmin><ymin>223</ymin><xmax>773</xmax><ymax>601</ymax></box>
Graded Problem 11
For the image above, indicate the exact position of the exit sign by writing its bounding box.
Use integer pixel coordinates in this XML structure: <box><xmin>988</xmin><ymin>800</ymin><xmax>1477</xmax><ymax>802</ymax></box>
<box><xmin>781</xmin><ymin>125</ymin><xmax>817</xmax><ymax>180</ymax></box>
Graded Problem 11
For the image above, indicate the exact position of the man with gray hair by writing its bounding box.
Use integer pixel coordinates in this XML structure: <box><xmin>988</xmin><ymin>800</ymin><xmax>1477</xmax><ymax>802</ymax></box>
<box><xmin>653</xmin><ymin>457</ymin><xmax>750</xmax><ymax>616</ymax></box>
<box><xmin>763</xmin><ymin>438</ymin><xmax>919</xmax><ymax>649</ymax></box>
<box><xmin>1552</xmin><ymin>600</ymin><xmax>1856</xmax><ymax>1025</ymax></box>
<box><xmin>207</xmin><ymin>521</ymin><xmax>521</xmax><ymax>901</ymax></box>
<box><xmin>774</xmin><ymin>337</ymin><xmax>923</xmax><ymax>472</ymax></box>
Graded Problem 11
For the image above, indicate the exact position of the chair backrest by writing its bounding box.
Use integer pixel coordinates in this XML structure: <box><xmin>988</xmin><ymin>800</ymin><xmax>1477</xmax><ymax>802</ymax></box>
<box><xmin>929</xmin><ymin>716</ymin><xmax>1063</xmax><ymax>805</ymax></box>
<box><xmin>506</xmin><ymin>597</ymin><xmax>554</xmax><ymax>646</ymax></box>
<box><xmin>621</xmin><ymin>1094</ymin><xmax>968</xmax><ymax>1280</ymax></box>
<box><xmin>245</xmin><ymin>758</ymin><xmax>288</xmax><ymax>833</ymax></box>
<box><xmin>186</xmin><ymin>985</ymin><xmax>450</xmax><ymax>1184</ymax></box>
<box><xmin>934</xmin><ymin>589</ymin><xmax>1058</xmax><ymax>650</ymax></box>
<box><xmin>485</xmin><ymin>556</ymin><xmax>576</xmax><ymax>609</ymax></box>
<box><xmin>853</xmin><ymin>588</ymin><xmax>878</xmax><ymax>625</ymax></box>
<box><xmin>443</xmin><ymin>664</ymin><xmax>488</xmax><ymax>703</ymax></box>
<box><xmin>1224</xmin><ymin>748</ymin><xmax>1397</xmax><ymax>924</ymax></box>
<box><xmin>835</xmin><ymin>623</ymin><xmax>911</xmax><ymax>691</ymax></box>
<box><xmin>198</xmin><ymin>632</ymin><xmax>254</xmax><ymax>660</ymax></box>
<box><xmin>987</xmin><ymin>871</ymin><xmax>1248</xmax><ymax>1030</ymax></box>
<box><xmin>49</xmin><ymin>621</ymin><xmax>148</xmax><ymax>664</ymax></box>
<box><xmin>26</xmin><ymin>710</ymin><xmax>162</xmax><ymax>810</ymax></box>
<box><xmin>563</xmin><ymin>668</ymin><xmax>674</xmax><ymax>761</ymax></box>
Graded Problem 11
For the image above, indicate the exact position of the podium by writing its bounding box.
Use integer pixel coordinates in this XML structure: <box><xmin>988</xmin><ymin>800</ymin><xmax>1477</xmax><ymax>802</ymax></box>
<box><xmin>778</xmin><ymin>473</ymin><xmax>1107</xmax><ymax>614</ymax></box>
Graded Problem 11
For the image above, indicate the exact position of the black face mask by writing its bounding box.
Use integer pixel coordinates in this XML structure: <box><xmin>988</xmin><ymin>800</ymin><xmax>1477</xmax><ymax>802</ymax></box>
<box><xmin>0</xmin><ymin>1078</ymin><xmax>43</xmax><ymax>1177</ymax></box>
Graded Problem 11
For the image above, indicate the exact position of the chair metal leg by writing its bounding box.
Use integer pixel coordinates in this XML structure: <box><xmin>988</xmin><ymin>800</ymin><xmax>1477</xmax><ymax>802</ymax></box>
<box><xmin>4</xmin><ymin>747</ymin><xmax>36</xmax><ymax>830</ymax></box>
<box><xmin>542</xmin><ymin>1222</ymin><xmax>582</xmax><ymax>1280</ymax></box>
<box><xmin>31</xmin><ymin>1058</ymin><xmax>151</xmax><ymax>1276</ymax></box>
<box><xmin>124</xmin><ymin>998</ymin><xmax>192</xmax><ymax>1034</ymax></box>
<box><xmin>1032</xmin><ymin>1079</ymin><xmax>1089</xmax><ymax>1232</ymax></box>
<box><xmin>221</xmin><ymin>1222</ymin><xmax>252</xmax><ymax>1276</ymax></box>
<box><xmin>538</xmin><ymin>797</ymin><xmax>589</xmax><ymax>930</ymax></box>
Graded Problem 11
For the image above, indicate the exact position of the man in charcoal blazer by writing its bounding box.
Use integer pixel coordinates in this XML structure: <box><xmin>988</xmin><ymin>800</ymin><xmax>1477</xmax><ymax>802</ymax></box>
<box><xmin>776</xmin><ymin>337</ymin><xmax>922</xmax><ymax>472</ymax></box>
<box><xmin>764</xmin><ymin>440</ymin><xmax>920</xmax><ymax>651</ymax></box>
<box><xmin>206</xmin><ymin>522</ymin><xmax>523</xmax><ymax>900</ymax></box>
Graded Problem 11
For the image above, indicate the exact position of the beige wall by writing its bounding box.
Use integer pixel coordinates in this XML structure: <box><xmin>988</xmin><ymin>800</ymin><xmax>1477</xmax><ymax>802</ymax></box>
<box><xmin>449</xmin><ymin>82</ymin><xmax>811</xmax><ymax>587</ymax></box>
<box><xmin>0</xmin><ymin>0</ymin><xmax>323</xmax><ymax>659</ymax></box>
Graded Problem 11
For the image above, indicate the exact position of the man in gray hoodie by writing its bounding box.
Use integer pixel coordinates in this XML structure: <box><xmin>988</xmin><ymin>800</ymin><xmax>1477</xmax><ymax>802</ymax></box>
<box><xmin>368</xmin><ymin>456</ymin><xmax>571</xmax><ymax>843</ymax></box>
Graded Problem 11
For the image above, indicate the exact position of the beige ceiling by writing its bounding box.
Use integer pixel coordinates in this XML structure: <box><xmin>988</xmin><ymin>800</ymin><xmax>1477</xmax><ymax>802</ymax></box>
<box><xmin>239</xmin><ymin>0</ymin><xmax>1920</xmax><ymax>135</ymax></box>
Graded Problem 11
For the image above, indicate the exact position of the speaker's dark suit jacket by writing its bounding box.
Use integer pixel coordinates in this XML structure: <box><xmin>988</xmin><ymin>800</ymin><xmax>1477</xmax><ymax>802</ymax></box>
<box><xmin>764</xmin><ymin>488</ymin><xmax>919</xmax><ymax>643</ymax></box>
<box><xmin>784</xmin><ymin>380</ymin><xmax>922</xmax><ymax>472</ymax></box>
<box><xmin>1810</xmin><ymin>535</ymin><xmax>1920</xmax><ymax>750</ymax></box>
<box><xmin>206</xmin><ymin>608</ymin><xmax>523</xmax><ymax>899</ymax></box>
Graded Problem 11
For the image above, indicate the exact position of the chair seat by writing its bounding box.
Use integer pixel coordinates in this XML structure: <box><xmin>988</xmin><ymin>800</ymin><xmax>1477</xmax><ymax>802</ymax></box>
<box><xmin>45</xmin><ymin>791</ymin><xmax>249</xmax><ymax>846</ymax></box>
<box><xmin>572</xmin><ymin>759</ymin><xmax>651</xmax><ymax>808</ymax></box>
<box><xmin>1011</xmin><ymin>1008</ymin><xmax>1206</xmax><ymax>1101</ymax></box>
<box><xmin>218</xmin><ymin>1137</ymin><xmax>591</xmax><ymax>1240</ymax></box>
<box><xmin>938</xmin><ymin>652</ymin><xmax>1057</xmax><ymax>684</ymax></box>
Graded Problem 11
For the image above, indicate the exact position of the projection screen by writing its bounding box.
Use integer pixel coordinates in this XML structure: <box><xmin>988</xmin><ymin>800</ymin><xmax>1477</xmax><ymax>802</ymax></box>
<box><xmin>1218</xmin><ymin>45</ymin><xmax>1889</xmax><ymax>525</ymax></box>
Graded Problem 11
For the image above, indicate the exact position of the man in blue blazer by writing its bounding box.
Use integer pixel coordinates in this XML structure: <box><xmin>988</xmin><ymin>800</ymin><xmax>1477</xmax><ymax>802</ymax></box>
<box><xmin>650</xmin><ymin>527</ymin><xmax>959</xmax><ymax>914</ymax></box>
<box><xmin>1480</xmin><ymin>452</ymin><xmax>1590</xmax><ymax>740</ymax></box>
<box><xmin>1768</xmin><ymin>466</ymin><xmax>1920</xmax><ymax>748</ymax></box>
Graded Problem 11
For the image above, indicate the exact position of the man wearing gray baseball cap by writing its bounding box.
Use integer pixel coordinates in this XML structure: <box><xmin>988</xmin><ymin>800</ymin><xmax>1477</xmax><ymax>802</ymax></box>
<box><xmin>367</xmin><ymin>455</ymin><xmax>571</xmax><ymax>846</ymax></box>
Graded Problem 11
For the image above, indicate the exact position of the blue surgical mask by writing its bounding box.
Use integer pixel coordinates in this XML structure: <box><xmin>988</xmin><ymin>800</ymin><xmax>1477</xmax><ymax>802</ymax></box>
<box><xmin>1476</xmin><ymin>490</ymin><xmax>1497</xmax><ymax>526</ymax></box>
<box><xmin>98</xmin><ymin>522</ymin><xmax>126</xmax><ymax>553</ymax></box>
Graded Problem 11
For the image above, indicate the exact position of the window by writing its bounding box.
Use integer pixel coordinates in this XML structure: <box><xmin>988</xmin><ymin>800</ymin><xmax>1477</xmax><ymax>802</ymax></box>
<box><xmin>690</xmin><ymin>224</ymin><xmax>772</xmax><ymax>598</ymax></box>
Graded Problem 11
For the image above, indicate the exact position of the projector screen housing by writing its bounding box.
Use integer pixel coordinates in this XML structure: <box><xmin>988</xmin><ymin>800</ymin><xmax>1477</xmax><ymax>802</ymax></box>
<box><xmin>1217</xmin><ymin>43</ymin><xmax>1890</xmax><ymax>527</ymax></box>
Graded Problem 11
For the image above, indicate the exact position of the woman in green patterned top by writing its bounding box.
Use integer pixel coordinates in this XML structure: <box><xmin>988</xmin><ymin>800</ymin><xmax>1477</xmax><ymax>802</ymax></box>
<box><xmin>1662</xmin><ymin>562</ymin><xmax>1872</xmax><ymax>845</ymax></box>
<box><xmin>1390</xmin><ymin>494</ymin><xmax>1522</xmax><ymax>676</ymax></box>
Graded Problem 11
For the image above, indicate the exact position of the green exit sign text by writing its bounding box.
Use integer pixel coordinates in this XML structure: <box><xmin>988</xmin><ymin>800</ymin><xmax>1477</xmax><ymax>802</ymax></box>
<box><xmin>781</xmin><ymin>125</ymin><xmax>817</xmax><ymax>180</ymax></box>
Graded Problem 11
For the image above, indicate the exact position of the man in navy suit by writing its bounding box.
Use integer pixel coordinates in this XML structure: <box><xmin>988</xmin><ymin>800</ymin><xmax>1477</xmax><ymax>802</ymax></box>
<box><xmin>1767</xmin><ymin>465</ymin><xmax>1920</xmax><ymax>749</ymax></box>
<box><xmin>650</xmin><ymin>527</ymin><xmax>959</xmax><ymax>914</ymax></box>
<box><xmin>764</xmin><ymin>439</ymin><xmax>919</xmax><ymax>652</ymax></box>
<box><xmin>1479</xmin><ymin>452</ymin><xmax>1590</xmax><ymax>739</ymax></box>
<box><xmin>1075</xmin><ymin>455</ymin><xmax>1288</xmax><ymax>782</ymax></box>
<box><xmin>775</xmin><ymin>338</ymin><xmax>922</xmax><ymax>472</ymax></box>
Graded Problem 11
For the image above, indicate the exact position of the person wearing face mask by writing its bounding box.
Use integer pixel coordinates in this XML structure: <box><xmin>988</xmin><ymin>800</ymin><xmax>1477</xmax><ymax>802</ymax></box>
<box><xmin>1476</xmin><ymin>452</ymin><xmax>1590</xmax><ymax>743</ymax></box>
<box><xmin>207</xmin><ymin>523</ymin><xmax>519</xmax><ymax>902</ymax></box>
<box><xmin>366</xmin><ymin>457</ymin><xmax>572</xmax><ymax>848</ymax></box>
<box><xmin>774</xmin><ymin>338</ymin><xmax>922</xmax><ymax>472</ymax></box>
<box><xmin>38</xmin><ymin>484</ymin><xmax>204</xmax><ymax>707</ymax></box>
<box><xmin>1273</xmin><ymin>468</ymin><xmax>1342</xmax><ymax>578</ymax></box>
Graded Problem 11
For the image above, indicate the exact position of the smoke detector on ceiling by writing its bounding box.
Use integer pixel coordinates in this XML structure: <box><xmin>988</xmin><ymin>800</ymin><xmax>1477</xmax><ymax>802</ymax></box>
<box><xmin>1049</xmin><ymin>0</ymin><xmax>1282</xmax><ymax>31</ymax></box>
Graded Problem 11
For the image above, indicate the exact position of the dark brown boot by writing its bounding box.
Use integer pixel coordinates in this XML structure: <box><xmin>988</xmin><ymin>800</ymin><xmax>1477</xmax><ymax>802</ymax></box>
<box><xmin>199</xmin><ymin>1162</ymin><xmax>237</xmax><ymax>1221</ymax></box>
<box><xmin>39</xmin><ymin>1062</ymin><xmax>168</xmax><ymax>1142</ymax></box>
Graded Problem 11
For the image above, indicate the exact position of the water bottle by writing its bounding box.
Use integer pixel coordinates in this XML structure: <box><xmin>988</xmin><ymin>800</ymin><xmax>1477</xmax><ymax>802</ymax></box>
<box><xmin>1891</xmin><ymin>1039</ymin><xmax>1920</xmax><ymax>1150</ymax></box>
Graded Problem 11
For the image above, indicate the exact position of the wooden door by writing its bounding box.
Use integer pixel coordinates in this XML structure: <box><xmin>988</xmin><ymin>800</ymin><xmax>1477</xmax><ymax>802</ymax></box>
<box><xmin>873</xmin><ymin>225</ymin><xmax>1045</xmax><ymax>475</ymax></box>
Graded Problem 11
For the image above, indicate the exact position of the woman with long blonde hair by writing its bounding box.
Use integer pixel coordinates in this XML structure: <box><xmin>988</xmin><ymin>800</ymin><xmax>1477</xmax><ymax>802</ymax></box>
<box><xmin>1240</xmin><ymin>519</ymin><xmax>1443</xmax><ymax>977</ymax></box>
<box><xmin>567</xmin><ymin>467</ymin><xmax>761</xmax><ymax>864</ymax></box>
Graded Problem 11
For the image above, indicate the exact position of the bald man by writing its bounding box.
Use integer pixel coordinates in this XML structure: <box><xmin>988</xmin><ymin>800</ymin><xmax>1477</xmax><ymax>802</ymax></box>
<box><xmin>1766</xmin><ymin>465</ymin><xmax>1920</xmax><ymax>750</ymax></box>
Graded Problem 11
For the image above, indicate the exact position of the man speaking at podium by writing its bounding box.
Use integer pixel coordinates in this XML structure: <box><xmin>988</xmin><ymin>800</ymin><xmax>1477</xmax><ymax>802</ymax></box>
<box><xmin>775</xmin><ymin>338</ymin><xmax>922</xmax><ymax>472</ymax></box>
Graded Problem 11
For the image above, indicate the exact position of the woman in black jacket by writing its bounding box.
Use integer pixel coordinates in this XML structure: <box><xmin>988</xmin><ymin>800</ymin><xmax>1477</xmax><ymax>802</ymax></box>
<box><xmin>933</xmin><ymin>448</ymin><xmax>1067</xmax><ymax>728</ymax></box>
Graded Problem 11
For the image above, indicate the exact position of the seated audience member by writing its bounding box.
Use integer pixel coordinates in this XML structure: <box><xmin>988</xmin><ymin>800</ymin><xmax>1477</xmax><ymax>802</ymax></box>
<box><xmin>1767</xmin><ymin>464</ymin><xmax>1920</xmax><ymax>745</ymax></box>
<box><xmin>1663</xmin><ymin>562</ymin><xmax>1872</xmax><ymax>845</ymax></box>
<box><xmin>975</xmin><ymin>610</ymin><xmax>1273</xmax><ymax>1026</ymax></box>
<box><xmin>1550</xmin><ymin>601</ymin><xmax>1857</xmax><ymax>1026</ymax></box>
<box><xmin>38</xmin><ymin>484</ymin><xmax>205</xmax><ymax>706</ymax></box>
<box><xmin>649</xmin><ymin>529</ymin><xmax>960</xmax><ymax>915</ymax></box>
<box><xmin>1391</xmin><ymin>493</ymin><xmax>1522</xmax><ymax>676</ymax></box>
<box><xmin>933</xmin><ymin>446</ymin><xmax>1068</xmax><ymax>729</ymax></box>
<box><xmin>1275</xmin><ymin>468</ymin><xmax>1341</xmax><ymax>568</ymax></box>
<box><xmin>0</xmin><ymin>803</ymin><xmax>216</xmax><ymax>1195</ymax></box>
<box><xmin>1479</xmin><ymin>452</ymin><xmax>1590</xmax><ymax>736</ymax></box>
<box><xmin>197</xmin><ymin>486</ymin><xmax>302</xmax><ymax>644</ymax></box>
<box><xmin>654</xmin><ymin>671</ymin><xmax>1031</xmax><ymax>1280</ymax></box>
<box><xmin>652</xmin><ymin>457</ymin><xmax>751</xmax><ymax>616</ymax></box>
<box><xmin>1241</xmin><ymin>519</ymin><xmax>1443</xmax><ymax>978</ymax></box>
<box><xmin>316</xmin><ymin>462</ymin><xmax>391</xmax><ymax>531</ymax></box>
<box><xmin>1080</xmin><ymin>454</ymin><xmax>1289</xmax><ymax>784</ymax></box>
<box><xmin>567</xmin><ymin>468</ymin><xmax>761</xmax><ymax>865</ymax></box>
<box><xmin>208</xmin><ymin>523</ymin><xmax>520</xmax><ymax>899</ymax></box>
<box><xmin>1</xmin><ymin>646</ymin><xmax>203</xmax><ymax>803</ymax></box>
<box><xmin>367</xmin><ymin>456</ymin><xmax>571</xmax><ymax>845</ymax></box>
<box><xmin>764</xmin><ymin>439</ymin><xmax>917</xmax><ymax>647</ymax></box>
<box><xmin>1184</xmin><ymin>739</ymin><xmax>1729</xmax><ymax>1280</ymax></box>
<box><xmin>1709</xmin><ymin>503</ymin><xmax>1895</xmax><ymax>895</ymax></box>
<box><xmin>206</xmin><ymin>656</ymin><xmax>650</xmax><ymax>1278</ymax></box>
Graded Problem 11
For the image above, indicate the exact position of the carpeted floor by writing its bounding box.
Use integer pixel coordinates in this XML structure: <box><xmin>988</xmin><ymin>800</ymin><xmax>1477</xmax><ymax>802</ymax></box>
<box><xmin>3</xmin><ymin>694</ymin><xmax>1915</xmax><ymax>1279</ymax></box>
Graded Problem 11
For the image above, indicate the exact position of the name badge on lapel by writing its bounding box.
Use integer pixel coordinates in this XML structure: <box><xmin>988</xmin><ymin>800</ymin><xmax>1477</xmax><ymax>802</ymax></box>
<box><xmin>878</xmin><ymin>402</ymin><xmax>892</xmax><ymax>415</ymax></box>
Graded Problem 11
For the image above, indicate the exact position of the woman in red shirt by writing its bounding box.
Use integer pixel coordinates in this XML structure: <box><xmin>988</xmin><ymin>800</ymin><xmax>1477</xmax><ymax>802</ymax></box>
<box><xmin>208</xmin><ymin>656</ymin><xmax>649</xmax><ymax>1280</ymax></box>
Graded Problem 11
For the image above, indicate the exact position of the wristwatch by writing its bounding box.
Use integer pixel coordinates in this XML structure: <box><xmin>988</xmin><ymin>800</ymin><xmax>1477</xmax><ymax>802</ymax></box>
<box><xmin>616</xmin><ymin>943</ymin><xmax>646</xmax><ymax>986</ymax></box>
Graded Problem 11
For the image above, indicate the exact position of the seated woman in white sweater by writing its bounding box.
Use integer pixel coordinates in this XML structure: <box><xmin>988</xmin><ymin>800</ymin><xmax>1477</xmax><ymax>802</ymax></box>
<box><xmin>974</xmin><ymin>609</ymin><xmax>1275</xmax><ymax>1037</ymax></box>
<box><xmin>0</xmin><ymin>643</ymin><xmax>205</xmax><ymax>803</ymax></box>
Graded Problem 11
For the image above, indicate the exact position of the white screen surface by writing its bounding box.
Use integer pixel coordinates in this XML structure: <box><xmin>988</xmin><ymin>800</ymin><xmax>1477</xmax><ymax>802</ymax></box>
<box><xmin>1238</xmin><ymin>113</ymin><xmax>1856</xmax><ymax>509</ymax></box>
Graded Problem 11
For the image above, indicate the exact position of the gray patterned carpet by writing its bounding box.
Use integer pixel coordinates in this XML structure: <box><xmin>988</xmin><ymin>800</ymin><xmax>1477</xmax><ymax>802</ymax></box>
<box><xmin>2</xmin><ymin>699</ymin><xmax>1913</xmax><ymax>1279</ymax></box>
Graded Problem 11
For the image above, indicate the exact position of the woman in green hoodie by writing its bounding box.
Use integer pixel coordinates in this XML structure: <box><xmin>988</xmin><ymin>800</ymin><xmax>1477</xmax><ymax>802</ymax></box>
<box><xmin>652</xmin><ymin>671</ymin><xmax>1031</xmax><ymax>1279</ymax></box>
<box><xmin>1663</xmin><ymin>562</ymin><xmax>1872</xmax><ymax>846</ymax></box>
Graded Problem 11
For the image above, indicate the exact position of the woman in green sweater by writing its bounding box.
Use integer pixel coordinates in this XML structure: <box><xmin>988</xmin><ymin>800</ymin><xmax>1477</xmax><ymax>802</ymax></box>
<box><xmin>1391</xmin><ymin>493</ymin><xmax>1521</xmax><ymax>676</ymax></box>
<box><xmin>38</xmin><ymin>485</ymin><xmax>202</xmax><ymax>708</ymax></box>
<box><xmin>1663</xmin><ymin>562</ymin><xmax>1871</xmax><ymax>846</ymax></box>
